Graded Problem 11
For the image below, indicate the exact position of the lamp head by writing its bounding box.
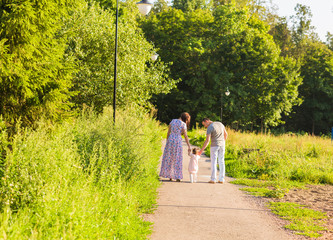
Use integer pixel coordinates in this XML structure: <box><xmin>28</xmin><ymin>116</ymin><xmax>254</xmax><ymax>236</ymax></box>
<box><xmin>151</xmin><ymin>53</ymin><xmax>159</xmax><ymax>61</ymax></box>
<box><xmin>136</xmin><ymin>0</ymin><xmax>154</xmax><ymax>15</ymax></box>
<box><xmin>225</xmin><ymin>87</ymin><xmax>230</xmax><ymax>96</ymax></box>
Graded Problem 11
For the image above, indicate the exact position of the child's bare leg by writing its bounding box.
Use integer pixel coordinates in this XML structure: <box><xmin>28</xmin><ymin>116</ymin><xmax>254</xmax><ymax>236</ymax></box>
<box><xmin>194</xmin><ymin>173</ymin><xmax>197</xmax><ymax>182</ymax></box>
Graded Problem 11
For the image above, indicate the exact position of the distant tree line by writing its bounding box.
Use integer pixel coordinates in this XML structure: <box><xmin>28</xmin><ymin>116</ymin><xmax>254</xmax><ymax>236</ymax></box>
<box><xmin>1</xmin><ymin>0</ymin><xmax>332</xmax><ymax>135</ymax></box>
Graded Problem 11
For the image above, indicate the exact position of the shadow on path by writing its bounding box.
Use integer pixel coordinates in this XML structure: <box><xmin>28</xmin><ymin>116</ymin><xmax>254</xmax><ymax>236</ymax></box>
<box><xmin>158</xmin><ymin>204</ymin><xmax>269</xmax><ymax>212</ymax></box>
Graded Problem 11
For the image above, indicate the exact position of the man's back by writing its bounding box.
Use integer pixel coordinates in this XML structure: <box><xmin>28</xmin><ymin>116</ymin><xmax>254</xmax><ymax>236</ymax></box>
<box><xmin>207</xmin><ymin>122</ymin><xmax>225</xmax><ymax>147</ymax></box>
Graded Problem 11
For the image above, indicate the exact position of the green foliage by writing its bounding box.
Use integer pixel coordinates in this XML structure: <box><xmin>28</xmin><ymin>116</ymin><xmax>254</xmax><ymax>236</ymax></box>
<box><xmin>141</xmin><ymin>5</ymin><xmax>302</xmax><ymax>128</ymax></box>
<box><xmin>0</xmin><ymin>107</ymin><xmax>162</xmax><ymax>238</ymax></box>
<box><xmin>287</xmin><ymin>40</ymin><xmax>333</xmax><ymax>135</ymax></box>
<box><xmin>269</xmin><ymin>202</ymin><xmax>327</xmax><ymax>238</ymax></box>
<box><xmin>65</xmin><ymin>1</ymin><xmax>177</xmax><ymax>113</ymax></box>
<box><xmin>291</xmin><ymin>4</ymin><xmax>314</xmax><ymax>46</ymax></box>
<box><xmin>0</xmin><ymin>0</ymin><xmax>80</xmax><ymax>127</ymax></box>
<box><xmin>173</xmin><ymin>0</ymin><xmax>210</xmax><ymax>12</ymax></box>
<box><xmin>0</xmin><ymin>117</ymin><xmax>8</xmax><ymax>179</ymax></box>
<box><xmin>0</xmin><ymin>0</ymin><xmax>176</xmax><ymax>128</ymax></box>
<box><xmin>269</xmin><ymin>17</ymin><xmax>293</xmax><ymax>57</ymax></box>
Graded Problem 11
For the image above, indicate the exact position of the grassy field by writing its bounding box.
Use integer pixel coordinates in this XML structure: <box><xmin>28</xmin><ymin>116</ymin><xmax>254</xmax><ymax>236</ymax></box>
<box><xmin>188</xmin><ymin>128</ymin><xmax>333</xmax><ymax>184</ymax></box>
<box><xmin>0</xmin><ymin>107</ymin><xmax>163</xmax><ymax>239</ymax></box>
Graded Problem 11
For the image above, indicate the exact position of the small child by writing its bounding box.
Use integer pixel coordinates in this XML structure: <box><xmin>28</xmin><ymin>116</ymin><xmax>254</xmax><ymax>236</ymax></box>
<box><xmin>188</xmin><ymin>148</ymin><xmax>200</xmax><ymax>183</ymax></box>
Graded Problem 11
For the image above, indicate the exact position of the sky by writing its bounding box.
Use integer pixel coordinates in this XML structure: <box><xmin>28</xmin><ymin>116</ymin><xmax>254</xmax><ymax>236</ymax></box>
<box><xmin>270</xmin><ymin>0</ymin><xmax>333</xmax><ymax>41</ymax></box>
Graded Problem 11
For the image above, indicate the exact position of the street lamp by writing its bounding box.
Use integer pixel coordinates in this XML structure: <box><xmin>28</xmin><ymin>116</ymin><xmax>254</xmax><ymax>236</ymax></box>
<box><xmin>220</xmin><ymin>87</ymin><xmax>230</xmax><ymax>122</ymax></box>
<box><xmin>113</xmin><ymin>0</ymin><xmax>154</xmax><ymax>124</ymax></box>
<box><xmin>136</xmin><ymin>0</ymin><xmax>154</xmax><ymax>15</ymax></box>
<box><xmin>151</xmin><ymin>53</ymin><xmax>159</xmax><ymax>61</ymax></box>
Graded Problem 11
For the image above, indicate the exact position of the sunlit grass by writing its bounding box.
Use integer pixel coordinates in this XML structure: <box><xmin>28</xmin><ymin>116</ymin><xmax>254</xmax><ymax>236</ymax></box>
<box><xmin>189</xmin><ymin>128</ymin><xmax>333</xmax><ymax>184</ymax></box>
<box><xmin>0</xmin><ymin>107</ymin><xmax>163</xmax><ymax>239</ymax></box>
<box><xmin>269</xmin><ymin>202</ymin><xmax>327</xmax><ymax>238</ymax></box>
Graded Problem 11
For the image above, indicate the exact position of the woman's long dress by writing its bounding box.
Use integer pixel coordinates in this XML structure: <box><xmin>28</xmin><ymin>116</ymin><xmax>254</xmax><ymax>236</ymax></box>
<box><xmin>159</xmin><ymin>119</ymin><xmax>186</xmax><ymax>179</ymax></box>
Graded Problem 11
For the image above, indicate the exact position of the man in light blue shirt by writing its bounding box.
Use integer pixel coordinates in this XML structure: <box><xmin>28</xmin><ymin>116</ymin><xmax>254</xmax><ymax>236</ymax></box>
<box><xmin>199</xmin><ymin>118</ymin><xmax>228</xmax><ymax>184</ymax></box>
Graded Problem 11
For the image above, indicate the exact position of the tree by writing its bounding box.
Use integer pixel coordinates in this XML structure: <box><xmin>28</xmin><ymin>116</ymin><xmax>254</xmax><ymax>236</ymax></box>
<box><xmin>141</xmin><ymin>7</ymin><xmax>214</xmax><ymax>123</ymax></box>
<box><xmin>141</xmin><ymin>5</ymin><xmax>302</xmax><ymax>129</ymax></box>
<box><xmin>65</xmin><ymin>1</ymin><xmax>177</xmax><ymax>113</ymax></box>
<box><xmin>327</xmin><ymin>32</ymin><xmax>333</xmax><ymax>50</ymax></box>
<box><xmin>152</xmin><ymin>0</ymin><xmax>170</xmax><ymax>14</ymax></box>
<box><xmin>290</xmin><ymin>3</ymin><xmax>317</xmax><ymax>58</ymax></box>
<box><xmin>286</xmin><ymin>41</ymin><xmax>333</xmax><ymax>135</ymax></box>
<box><xmin>0</xmin><ymin>0</ymin><xmax>80</xmax><ymax>127</ymax></box>
<box><xmin>208</xmin><ymin>6</ymin><xmax>301</xmax><ymax>130</ymax></box>
<box><xmin>268</xmin><ymin>17</ymin><xmax>293</xmax><ymax>57</ymax></box>
<box><xmin>172</xmin><ymin>0</ymin><xmax>209</xmax><ymax>12</ymax></box>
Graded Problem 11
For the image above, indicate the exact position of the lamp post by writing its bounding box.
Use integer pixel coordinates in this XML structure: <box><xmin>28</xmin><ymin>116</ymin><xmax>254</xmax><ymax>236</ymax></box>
<box><xmin>113</xmin><ymin>0</ymin><xmax>153</xmax><ymax>124</ymax></box>
<box><xmin>220</xmin><ymin>87</ymin><xmax>230</xmax><ymax>122</ymax></box>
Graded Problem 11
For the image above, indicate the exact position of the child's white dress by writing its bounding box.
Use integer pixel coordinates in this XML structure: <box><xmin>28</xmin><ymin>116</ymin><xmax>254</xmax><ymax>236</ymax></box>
<box><xmin>188</xmin><ymin>154</ymin><xmax>200</xmax><ymax>174</ymax></box>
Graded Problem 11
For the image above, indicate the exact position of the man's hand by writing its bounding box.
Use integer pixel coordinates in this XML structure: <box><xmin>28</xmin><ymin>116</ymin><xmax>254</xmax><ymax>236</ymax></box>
<box><xmin>198</xmin><ymin>150</ymin><xmax>203</xmax><ymax>155</ymax></box>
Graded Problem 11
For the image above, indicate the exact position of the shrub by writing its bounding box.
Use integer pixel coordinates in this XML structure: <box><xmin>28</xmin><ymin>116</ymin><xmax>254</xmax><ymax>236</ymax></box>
<box><xmin>0</xmin><ymin>107</ymin><xmax>162</xmax><ymax>239</ymax></box>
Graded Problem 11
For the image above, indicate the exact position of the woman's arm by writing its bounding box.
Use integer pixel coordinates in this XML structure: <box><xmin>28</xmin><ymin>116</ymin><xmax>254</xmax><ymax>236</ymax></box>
<box><xmin>183</xmin><ymin>129</ymin><xmax>191</xmax><ymax>155</ymax></box>
<box><xmin>166</xmin><ymin>125</ymin><xmax>171</xmax><ymax>139</ymax></box>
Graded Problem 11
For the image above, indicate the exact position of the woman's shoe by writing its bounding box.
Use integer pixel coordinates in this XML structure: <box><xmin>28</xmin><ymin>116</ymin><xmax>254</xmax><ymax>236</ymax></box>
<box><xmin>176</xmin><ymin>179</ymin><xmax>181</xmax><ymax>182</ymax></box>
<box><xmin>208</xmin><ymin>180</ymin><xmax>216</xmax><ymax>184</ymax></box>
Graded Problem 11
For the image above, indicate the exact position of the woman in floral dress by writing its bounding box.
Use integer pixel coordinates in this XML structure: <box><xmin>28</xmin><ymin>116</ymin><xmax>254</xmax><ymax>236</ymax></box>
<box><xmin>159</xmin><ymin>112</ymin><xmax>191</xmax><ymax>181</ymax></box>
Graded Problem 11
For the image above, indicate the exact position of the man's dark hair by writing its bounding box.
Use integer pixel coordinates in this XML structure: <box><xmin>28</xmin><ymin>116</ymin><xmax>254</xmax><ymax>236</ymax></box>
<box><xmin>202</xmin><ymin>118</ymin><xmax>210</xmax><ymax>122</ymax></box>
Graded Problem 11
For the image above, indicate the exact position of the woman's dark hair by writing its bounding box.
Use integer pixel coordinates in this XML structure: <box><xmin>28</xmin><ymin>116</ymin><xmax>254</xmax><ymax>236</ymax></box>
<box><xmin>180</xmin><ymin>112</ymin><xmax>191</xmax><ymax>128</ymax></box>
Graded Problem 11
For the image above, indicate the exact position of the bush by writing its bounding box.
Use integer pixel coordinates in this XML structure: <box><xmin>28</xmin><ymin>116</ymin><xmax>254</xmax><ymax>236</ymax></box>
<box><xmin>0</xmin><ymin>107</ymin><xmax>162</xmax><ymax>239</ymax></box>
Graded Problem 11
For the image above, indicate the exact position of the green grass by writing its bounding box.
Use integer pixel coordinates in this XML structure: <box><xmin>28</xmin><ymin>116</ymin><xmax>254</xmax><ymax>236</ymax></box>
<box><xmin>239</xmin><ymin>187</ymin><xmax>278</xmax><ymax>197</ymax></box>
<box><xmin>231</xmin><ymin>179</ymin><xmax>306</xmax><ymax>199</ymax></box>
<box><xmin>188</xmin><ymin>128</ymin><xmax>333</xmax><ymax>184</ymax></box>
<box><xmin>0</xmin><ymin>107</ymin><xmax>163</xmax><ymax>239</ymax></box>
<box><xmin>269</xmin><ymin>202</ymin><xmax>327</xmax><ymax>238</ymax></box>
<box><xmin>231</xmin><ymin>178</ymin><xmax>306</xmax><ymax>189</ymax></box>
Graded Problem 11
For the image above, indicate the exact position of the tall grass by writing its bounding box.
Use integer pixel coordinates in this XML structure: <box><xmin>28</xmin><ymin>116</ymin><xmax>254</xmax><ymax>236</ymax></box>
<box><xmin>189</xmin><ymin>128</ymin><xmax>333</xmax><ymax>185</ymax></box>
<box><xmin>0</xmin><ymin>107</ymin><xmax>163</xmax><ymax>239</ymax></box>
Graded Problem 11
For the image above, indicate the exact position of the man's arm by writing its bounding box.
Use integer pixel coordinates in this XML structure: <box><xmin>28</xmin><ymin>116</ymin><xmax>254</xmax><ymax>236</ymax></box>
<box><xmin>224</xmin><ymin>128</ymin><xmax>228</xmax><ymax>141</ymax></box>
<box><xmin>199</xmin><ymin>134</ymin><xmax>211</xmax><ymax>155</ymax></box>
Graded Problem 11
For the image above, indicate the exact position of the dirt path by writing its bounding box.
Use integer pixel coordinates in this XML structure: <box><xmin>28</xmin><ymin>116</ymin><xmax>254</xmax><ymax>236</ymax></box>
<box><xmin>145</xmin><ymin>140</ymin><xmax>297</xmax><ymax>240</ymax></box>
